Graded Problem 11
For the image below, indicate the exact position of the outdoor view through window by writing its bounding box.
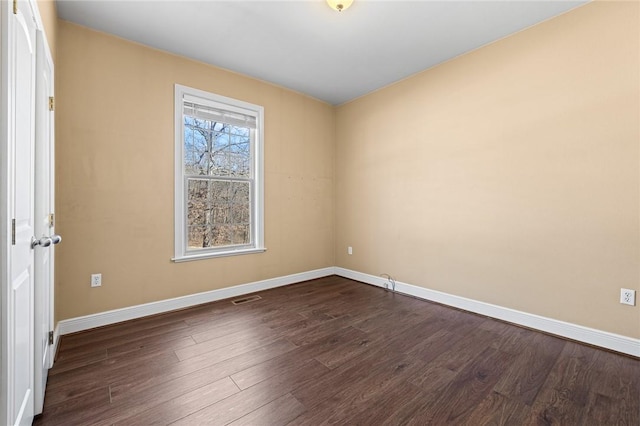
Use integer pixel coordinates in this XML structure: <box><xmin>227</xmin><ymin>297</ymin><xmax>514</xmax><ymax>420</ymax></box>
<box><xmin>183</xmin><ymin>102</ymin><xmax>254</xmax><ymax>250</ymax></box>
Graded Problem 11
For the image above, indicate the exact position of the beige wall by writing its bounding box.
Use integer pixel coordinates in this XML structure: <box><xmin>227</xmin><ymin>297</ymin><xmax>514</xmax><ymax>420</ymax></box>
<box><xmin>56</xmin><ymin>21</ymin><xmax>335</xmax><ymax>320</ymax></box>
<box><xmin>36</xmin><ymin>0</ymin><xmax>57</xmax><ymax>62</ymax></box>
<box><xmin>335</xmin><ymin>1</ymin><xmax>640</xmax><ymax>338</ymax></box>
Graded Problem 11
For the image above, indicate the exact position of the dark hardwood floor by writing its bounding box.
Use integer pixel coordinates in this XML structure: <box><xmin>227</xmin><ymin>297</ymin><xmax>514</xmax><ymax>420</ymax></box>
<box><xmin>34</xmin><ymin>276</ymin><xmax>639</xmax><ymax>425</ymax></box>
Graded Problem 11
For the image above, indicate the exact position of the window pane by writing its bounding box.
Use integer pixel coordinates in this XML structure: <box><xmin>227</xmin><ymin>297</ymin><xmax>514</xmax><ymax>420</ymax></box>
<box><xmin>186</xmin><ymin>178</ymin><xmax>251</xmax><ymax>250</ymax></box>
<box><xmin>184</xmin><ymin>112</ymin><xmax>251</xmax><ymax>178</ymax></box>
<box><xmin>214</xmin><ymin>131</ymin><xmax>229</xmax><ymax>150</ymax></box>
<box><xmin>184</xmin><ymin>123</ymin><xmax>211</xmax><ymax>175</ymax></box>
<box><xmin>212</xmin><ymin>224</ymin><xmax>232</xmax><ymax>246</ymax></box>
<box><xmin>212</xmin><ymin>152</ymin><xmax>228</xmax><ymax>176</ymax></box>
<box><xmin>230</xmin><ymin>181</ymin><xmax>250</xmax><ymax>206</ymax></box>
<box><xmin>215</xmin><ymin>129</ymin><xmax>249</xmax><ymax>177</ymax></box>
<box><xmin>188</xmin><ymin>225</ymin><xmax>209</xmax><ymax>249</ymax></box>
<box><xmin>230</xmin><ymin>126</ymin><xmax>249</xmax><ymax>137</ymax></box>
<box><xmin>231</xmin><ymin>224</ymin><xmax>250</xmax><ymax>245</ymax></box>
<box><xmin>187</xmin><ymin>180</ymin><xmax>209</xmax><ymax>226</ymax></box>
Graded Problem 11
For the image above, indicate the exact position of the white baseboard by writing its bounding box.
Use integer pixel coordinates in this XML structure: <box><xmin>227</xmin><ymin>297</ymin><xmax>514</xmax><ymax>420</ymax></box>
<box><xmin>56</xmin><ymin>265</ymin><xmax>639</xmax><ymax>357</ymax></box>
<box><xmin>334</xmin><ymin>267</ymin><xmax>640</xmax><ymax>357</ymax></box>
<box><xmin>57</xmin><ymin>267</ymin><xmax>335</xmax><ymax>335</ymax></box>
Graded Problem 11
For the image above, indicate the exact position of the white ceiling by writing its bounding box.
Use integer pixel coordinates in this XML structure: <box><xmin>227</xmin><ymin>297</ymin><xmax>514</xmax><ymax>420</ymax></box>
<box><xmin>56</xmin><ymin>0</ymin><xmax>588</xmax><ymax>105</ymax></box>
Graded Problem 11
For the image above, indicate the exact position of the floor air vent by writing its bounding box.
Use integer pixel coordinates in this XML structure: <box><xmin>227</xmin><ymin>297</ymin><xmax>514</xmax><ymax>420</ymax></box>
<box><xmin>231</xmin><ymin>295</ymin><xmax>262</xmax><ymax>305</ymax></box>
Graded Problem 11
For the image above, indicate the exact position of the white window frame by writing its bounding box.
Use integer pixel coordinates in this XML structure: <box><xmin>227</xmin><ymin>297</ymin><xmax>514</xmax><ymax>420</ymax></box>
<box><xmin>173</xmin><ymin>84</ymin><xmax>265</xmax><ymax>262</ymax></box>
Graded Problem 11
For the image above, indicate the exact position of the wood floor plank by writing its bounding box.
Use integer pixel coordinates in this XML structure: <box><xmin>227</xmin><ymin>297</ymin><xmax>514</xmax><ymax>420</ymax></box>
<box><xmin>34</xmin><ymin>276</ymin><xmax>639</xmax><ymax>426</ymax></box>
<box><xmin>268</xmin><ymin>311</ymin><xmax>336</xmax><ymax>334</ymax></box>
<box><xmin>230</xmin><ymin>347</ymin><xmax>320</xmax><ymax>390</ymax></box>
<box><xmin>375</xmin><ymin>317</ymin><xmax>449</xmax><ymax>354</ymax></box>
<box><xmin>227</xmin><ymin>393</ymin><xmax>306</xmax><ymax>426</ymax></box>
<box><xmin>230</xmin><ymin>323</ymin><xmax>372</xmax><ymax>389</ymax></box>
<box><xmin>339</xmin><ymin>381</ymin><xmax>426</xmax><ymax>425</ymax></box>
<box><xmin>582</xmin><ymin>392</ymin><xmax>630</xmax><ymax>425</ymax></box>
<box><xmin>190</xmin><ymin>322</ymin><xmax>274</xmax><ymax>346</ymax></box>
<box><xmin>113</xmin><ymin>376</ymin><xmax>240</xmax><ymax>425</ymax></box>
<box><xmin>589</xmin><ymin>348</ymin><xmax>640</xmax><ymax>403</ymax></box>
<box><xmin>184</xmin><ymin>317</ymin><xmax>261</xmax><ymax>342</ymax></box>
<box><xmin>169</xmin><ymin>359</ymin><xmax>329</xmax><ymax>425</ymax></box>
<box><xmin>420</xmin><ymin>346</ymin><xmax>515</xmax><ymax>425</ymax></box>
<box><xmin>106</xmin><ymin>334</ymin><xmax>196</xmax><ymax>359</ymax></box>
<box><xmin>289</xmin><ymin>353</ymin><xmax>427</xmax><ymax>425</ymax></box>
<box><xmin>50</xmin><ymin>335</ymin><xmax>185</xmax><ymax>386</ymax></box>
<box><xmin>525</xmin><ymin>340</ymin><xmax>601</xmax><ymax>424</ymax></box>
<box><xmin>493</xmin><ymin>332</ymin><xmax>567</xmax><ymax>405</ymax></box>
<box><xmin>351</xmin><ymin>306</ymin><xmax>427</xmax><ymax>334</ymax></box>
<box><xmin>312</xmin><ymin>326</ymin><xmax>384</xmax><ymax>369</ymax></box>
<box><xmin>41</xmin><ymin>342</ymin><xmax>300</xmax><ymax>426</ymax></box>
<box><xmin>463</xmin><ymin>391</ymin><xmax>531</xmax><ymax>426</ymax></box>
<box><xmin>181</xmin><ymin>307</ymin><xmax>259</xmax><ymax>328</ymax></box>
<box><xmin>58</xmin><ymin>319</ymin><xmax>191</xmax><ymax>355</ymax></box>
<box><xmin>295</xmin><ymin>292</ymin><xmax>385</xmax><ymax>320</ymax></box>
<box><xmin>408</xmin><ymin>327</ymin><xmax>500</xmax><ymax>391</ymax></box>
<box><xmin>526</xmin><ymin>387</ymin><xmax>586</xmax><ymax>426</ymax></box>
<box><xmin>295</xmin><ymin>347</ymin><xmax>430</xmax><ymax>413</ymax></box>
<box><xmin>174</xmin><ymin>329</ymin><xmax>284</xmax><ymax>362</ymax></box>
<box><xmin>32</xmin><ymin>386</ymin><xmax>111</xmax><ymax>426</ymax></box>
<box><xmin>109</xmin><ymin>338</ymin><xmax>298</xmax><ymax>404</ymax></box>
<box><xmin>290</xmin><ymin>348</ymin><xmax>393</xmax><ymax>410</ymax></box>
<box><xmin>44</xmin><ymin>351</ymin><xmax>180</xmax><ymax>406</ymax></box>
<box><xmin>285</xmin><ymin>315</ymin><xmax>359</xmax><ymax>346</ymax></box>
<box><xmin>478</xmin><ymin>318</ymin><xmax>540</xmax><ymax>355</ymax></box>
<box><xmin>48</xmin><ymin>348</ymin><xmax>108</xmax><ymax>376</ymax></box>
<box><xmin>403</xmin><ymin>327</ymin><xmax>465</xmax><ymax>361</ymax></box>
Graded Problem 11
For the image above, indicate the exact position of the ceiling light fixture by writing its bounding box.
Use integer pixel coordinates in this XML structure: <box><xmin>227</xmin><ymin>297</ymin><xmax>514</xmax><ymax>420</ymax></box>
<box><xmin>327</xmin><ymin>0</ymin><xmax>353</xmax><ymax>12</ymax></box>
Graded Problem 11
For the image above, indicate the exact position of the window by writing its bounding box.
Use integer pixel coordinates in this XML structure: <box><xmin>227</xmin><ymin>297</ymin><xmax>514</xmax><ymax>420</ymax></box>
<box><xmin>174</xmin><ymin>84</ymin><xmax>264</xmax><ymax>261</ymax></box>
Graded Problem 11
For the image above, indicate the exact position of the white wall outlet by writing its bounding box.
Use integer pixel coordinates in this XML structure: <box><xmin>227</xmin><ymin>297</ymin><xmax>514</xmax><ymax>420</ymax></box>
<box><xmin>620</xmin><ymin>288</ymin><xmax>635</xmax><ymax>306</ymax></box>
<box><xmin>348</xmin><ymin>246</ymin><xmax>353</xmax><ymax>255</ymax></box>
<box><xmin>91</xmin><ymin>273</ymin><xmax>102</xmax><ymax>288</ymax></box>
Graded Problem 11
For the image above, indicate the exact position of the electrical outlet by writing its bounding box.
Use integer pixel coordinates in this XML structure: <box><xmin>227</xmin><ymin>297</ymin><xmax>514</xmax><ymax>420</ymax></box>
<box><xmin>348</xmin><ymin>246</ymin><xmax>353</xmax><ymax>255</ymax></box>
<box><xmin>620</xmin><ymin>288</ymin><xmax>635</xmax><ymax>306</ymax></box>
<box><xmin>91</xmin><ymin>273</ymin><xmax>102</xmax><ymax>288</ymax></box>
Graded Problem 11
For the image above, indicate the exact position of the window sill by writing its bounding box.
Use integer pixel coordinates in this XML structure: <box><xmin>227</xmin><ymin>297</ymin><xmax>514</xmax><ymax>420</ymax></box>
<box><xmin>172</xmin><ymin>247</ymin><xmax>267</xmax><ymax>263</ymax></box>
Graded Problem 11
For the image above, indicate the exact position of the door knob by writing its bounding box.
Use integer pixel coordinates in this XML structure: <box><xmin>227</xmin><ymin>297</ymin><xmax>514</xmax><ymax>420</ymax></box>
<box><xmin>50</xmin><ymin>234</ymin><xmax>62</xmax><ymax>244</ymax></box>
<box><xmin>31</xmin><ymin>236</ymin><xmax>52</xmax><ymax>249</ymax></box>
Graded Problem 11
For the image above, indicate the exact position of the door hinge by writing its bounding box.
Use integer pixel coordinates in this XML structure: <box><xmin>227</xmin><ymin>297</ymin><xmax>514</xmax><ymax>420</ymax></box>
<box><xmin>13</xmin><ymin>0</ymin><xmax>17</xmax><ymax>15</ymax></box>
<box><xmin>48</xmin><ymin>331</ymin><xmax>54</xmax><ymax>345</ymax></box>
<box><xmin>49</xmin><ymin>96</ymin><xmax>55</xmax><ymax>111</ymax></box>
<box><xmin>48</xmin><ymin>213</ymin><xmax>55</xmax><ymax>227</ymax></box>
<box><xmin>11</xmin><ymin>219</ymin><xmax>16</xmax><ymax>245</ymax></box>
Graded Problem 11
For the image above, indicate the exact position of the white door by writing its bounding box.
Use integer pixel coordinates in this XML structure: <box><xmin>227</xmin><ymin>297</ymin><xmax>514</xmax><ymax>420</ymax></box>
<box><xmin>34</xmin><ymin>29</ymin><xmax>56</xmax><ymax>415</ymax></box>
<box><xmin>5</xmin><ymin>0</ymin><xmax>38</xmax><ymax>424</ymax></box>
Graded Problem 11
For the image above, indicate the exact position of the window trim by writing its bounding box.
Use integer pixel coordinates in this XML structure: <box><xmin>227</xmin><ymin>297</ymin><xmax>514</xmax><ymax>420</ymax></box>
<box><xmin>173</xmin><ymin>84</ymin><xmax>265</xmax><ymax>262</ymax></box>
